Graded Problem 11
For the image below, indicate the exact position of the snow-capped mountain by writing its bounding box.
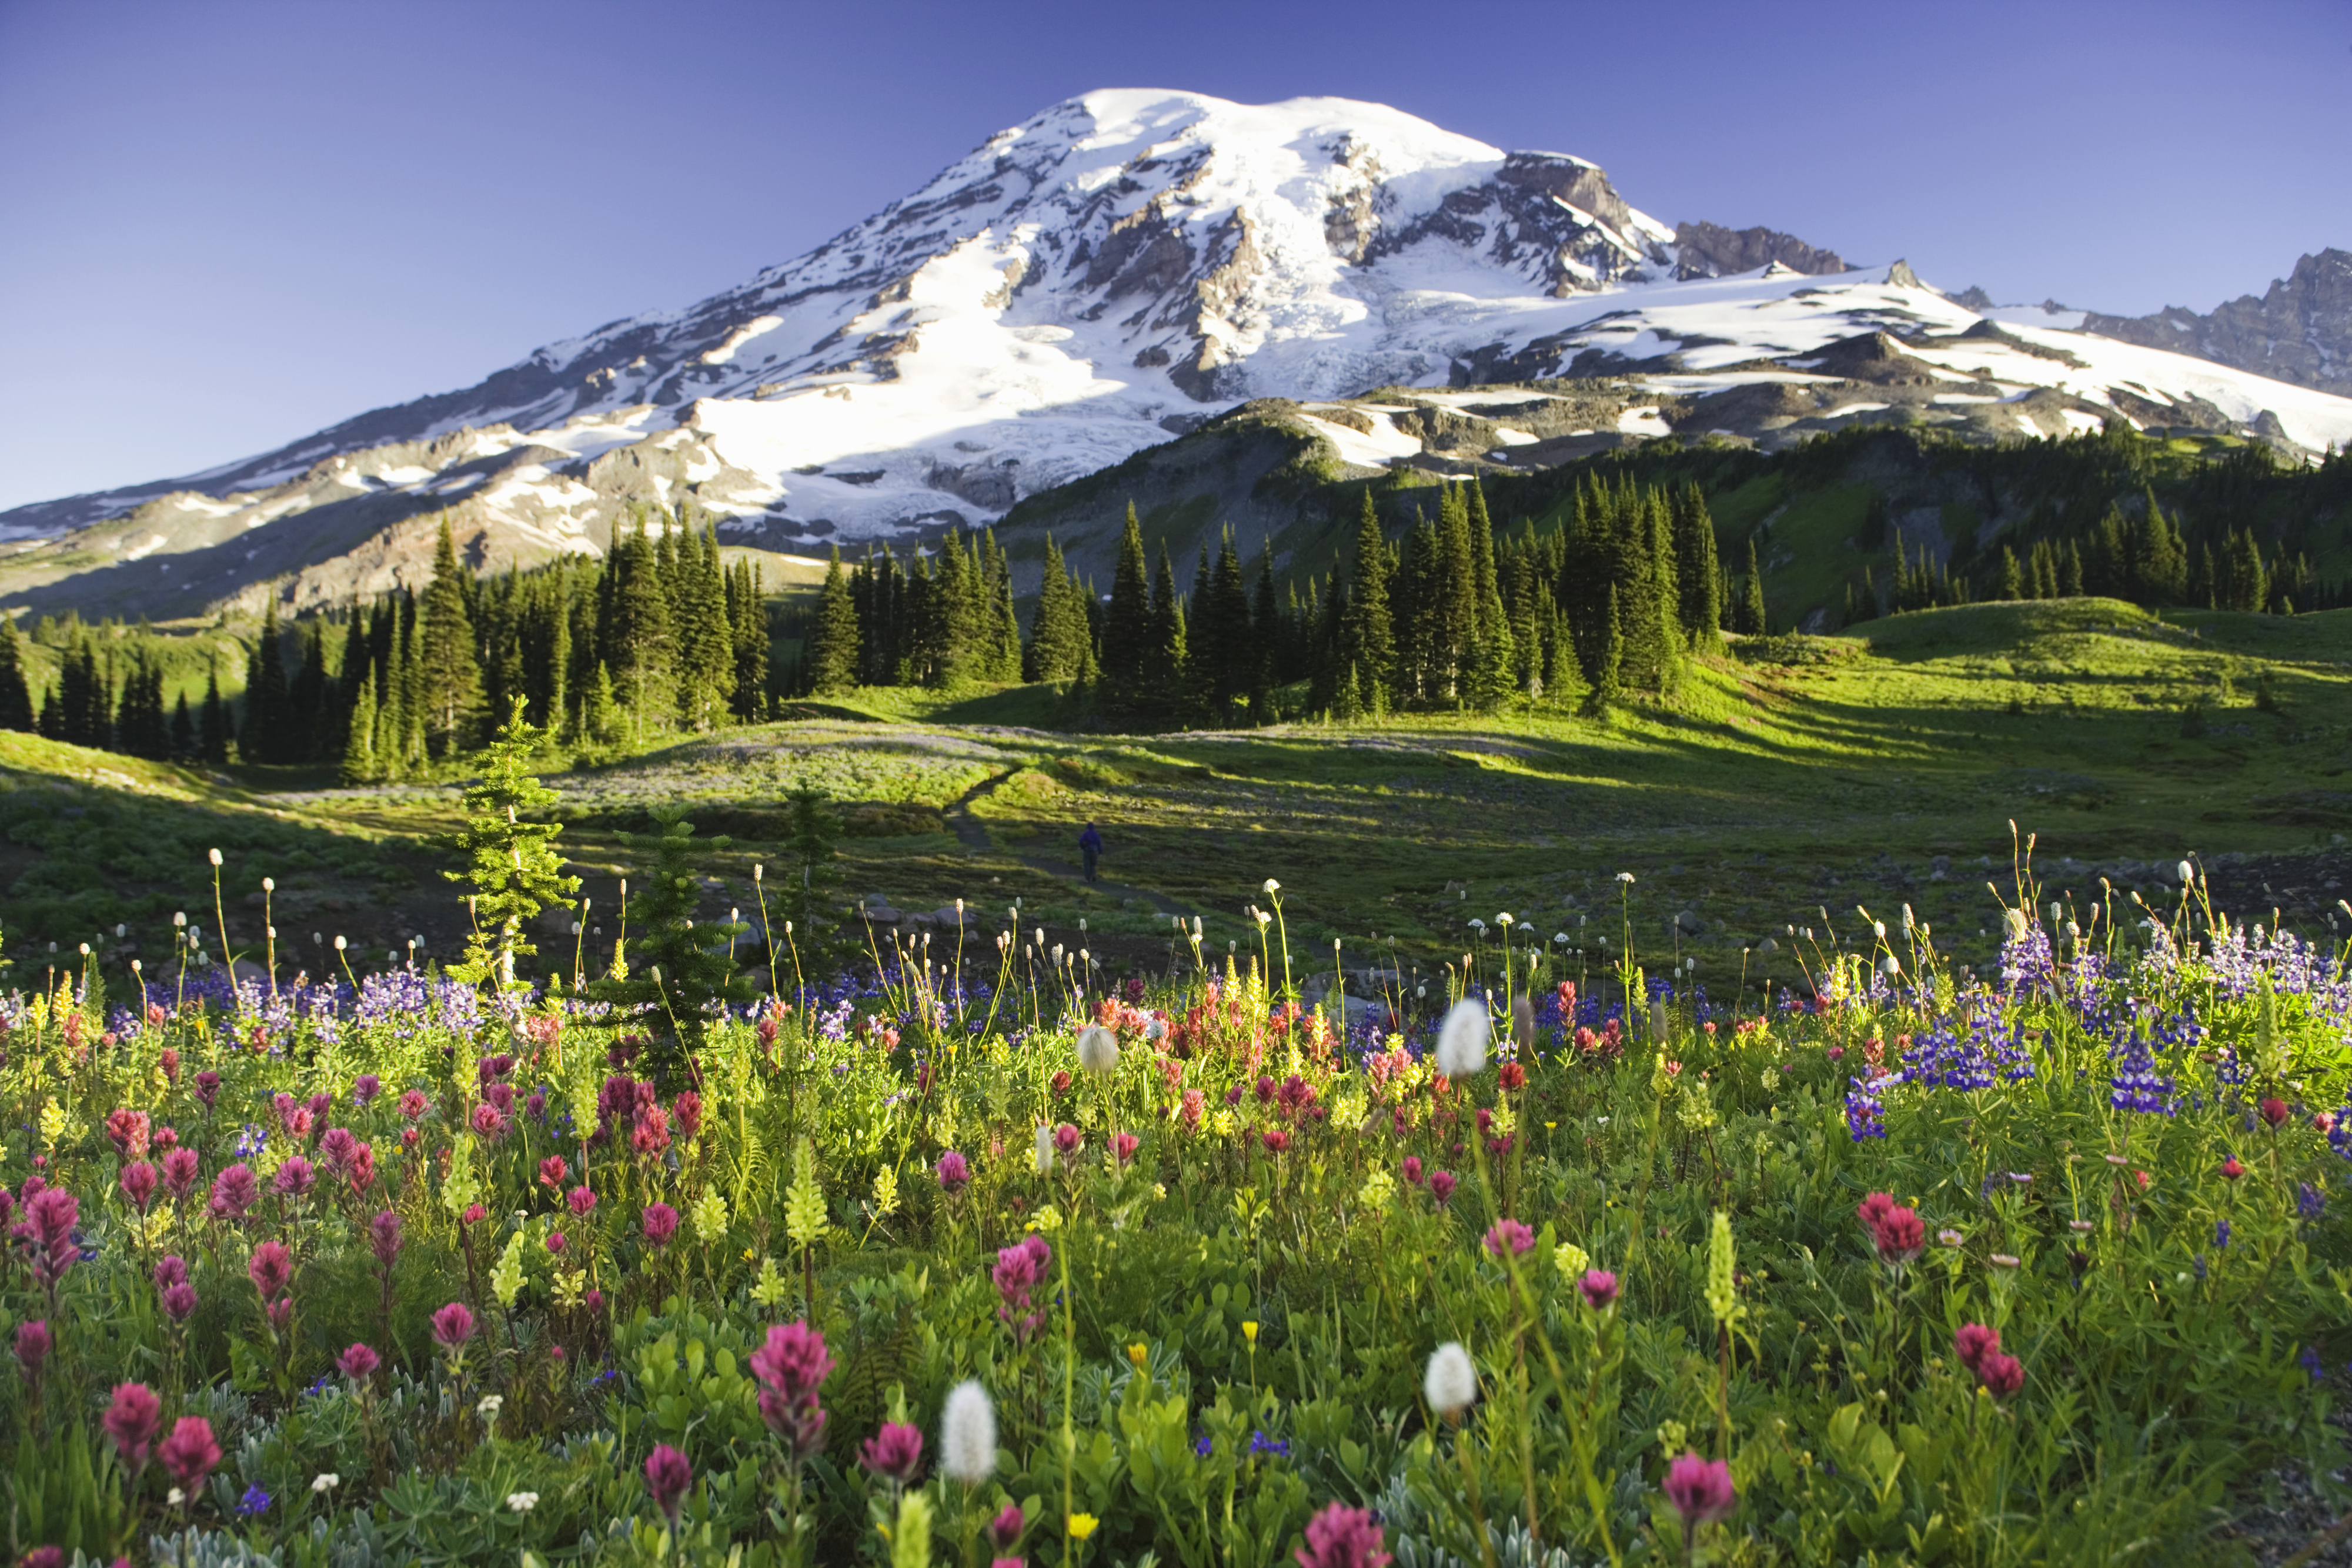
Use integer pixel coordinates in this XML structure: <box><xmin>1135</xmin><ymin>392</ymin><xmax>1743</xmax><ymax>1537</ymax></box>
<box><xmin>4</xmin><ymin>88</ymin><xmax>2348</xmax><ymax>620</ymax></box>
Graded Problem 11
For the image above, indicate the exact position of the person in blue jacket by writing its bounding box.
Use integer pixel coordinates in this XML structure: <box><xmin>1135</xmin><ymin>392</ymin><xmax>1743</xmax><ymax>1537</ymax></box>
<box><xmin>1077</xmin><ymin>822</ymin><xmax>1104</xmax><ymax>883</ymax></box>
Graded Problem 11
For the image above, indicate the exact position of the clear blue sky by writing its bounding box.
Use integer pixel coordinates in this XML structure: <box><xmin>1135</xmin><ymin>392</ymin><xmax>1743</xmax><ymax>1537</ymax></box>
<box><xmin>2</xmin><ymin>0</ymin><xmax>2346</xmax><ymax>511</ymax></box>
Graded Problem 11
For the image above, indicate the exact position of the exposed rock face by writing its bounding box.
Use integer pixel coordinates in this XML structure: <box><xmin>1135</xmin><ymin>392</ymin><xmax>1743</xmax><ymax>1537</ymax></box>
<box><xmin>1673</xmin><ymin>221</ymin><xmax>1848</xmax><ymax>280</ymax></box>
<box><xmin>2082</xmin><ymin>250</ymin><xmax>2352</xmax><ymax>397</ymax></box>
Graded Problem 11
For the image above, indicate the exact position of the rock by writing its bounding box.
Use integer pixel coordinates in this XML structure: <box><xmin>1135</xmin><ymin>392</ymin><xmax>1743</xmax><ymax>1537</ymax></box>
<box><xmin>1675</xmin><ymin>909</ymin><xmax>1705</xmax><ymax>934</ymax></box>
<box><xmin>1930</xmin><ymin>855</ymin><xmax>1951</xmax><ymax>881</ymax></box>
<box><xmin>1758</xmin><ymin>937</ymin><xmax>1780</xmax><ymax>953</ymax></box>
<box><xmin>861</xmin><ymin>905</ymin><xmax>904</xmax><ymax>925</ymax></box>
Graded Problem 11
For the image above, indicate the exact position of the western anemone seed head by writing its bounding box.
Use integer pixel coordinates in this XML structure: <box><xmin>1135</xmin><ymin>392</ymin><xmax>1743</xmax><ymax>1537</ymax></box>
<box><xmin>1264</xmin><ymin>878</ymin><xmax>1280</xmax><ymax>894</ymax></box>
<box><xmin>2179</xmin><ymin>860</ymin><xmax>2195</xmax><ymax>886</ymax></box>
<box><xmin>1435</xmin><ymin>1000</ymin><xmax>1489</xmax><ymax>1078</ymax></box>
<box><xmin>1075</xmin><ymin>1025</ymin><xmax>1119</xmax><ymax>1075</ymax></box>
<box><xmin>1663</xmin><ymin>1450</ymin><xmax>1737</xmax><ymax>1525</ymax></box>
<box><xmin>1880</xmin><ymin>955</ymin><xmax>1900</xmax><ymax>977</ymax></box>
<box><xmin>941</xmin><ymin>1380</ymin><xmax>997</xmax><ymax>1483</ymax></box>
<box><xmin>1033</xmin><ymin>1125</ymin><xmax>1054</xmax><ymax>1175</ymax></box>
<box><xmin>1424</xmin><ymin>1342</ymin><xmax>1478</xmax><ymax>1417</ymax></box>
<box><xmin>208</xmin><ymin>848</ymin><xmax>222</xmax><ymax>867</ymax></box>
<box><xmin>2003</xmin><ymin>908</ymin><xmax>2028</xmax><ymax>942</ymax></box>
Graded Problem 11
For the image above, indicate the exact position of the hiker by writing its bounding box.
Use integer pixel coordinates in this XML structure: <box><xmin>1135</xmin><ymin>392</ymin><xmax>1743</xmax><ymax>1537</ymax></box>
<box><xmin>1077</xmin><ymin>822</ymin><xmax>1104</xmax><ymax>883</ymax></box>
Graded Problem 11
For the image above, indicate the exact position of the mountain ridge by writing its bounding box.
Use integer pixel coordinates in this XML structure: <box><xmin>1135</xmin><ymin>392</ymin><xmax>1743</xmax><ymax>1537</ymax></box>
<box><xmin>2</xmin><ymin>89</ymin><xmax>2347</xmax><ymax>623</ymax></box>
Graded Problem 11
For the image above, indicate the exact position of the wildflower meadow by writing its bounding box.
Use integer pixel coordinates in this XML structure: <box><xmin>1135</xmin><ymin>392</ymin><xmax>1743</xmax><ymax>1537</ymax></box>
<box><xmin>5</xmin><ymin>716</ymin><xmax>2352</xmax><ymax>1566</ymax></box>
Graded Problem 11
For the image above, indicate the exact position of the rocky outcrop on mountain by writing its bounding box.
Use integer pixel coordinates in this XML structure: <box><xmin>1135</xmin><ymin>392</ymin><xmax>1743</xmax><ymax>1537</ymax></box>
<box><xmin>2082</xmin><ymin>250</ymin><xmax>2352</xmax><ymax>397</ymax></box>
<box><xmin>1673</xmin><ymin>221</ymin><xmax>1848</xmax><ymax>280</ymax></box>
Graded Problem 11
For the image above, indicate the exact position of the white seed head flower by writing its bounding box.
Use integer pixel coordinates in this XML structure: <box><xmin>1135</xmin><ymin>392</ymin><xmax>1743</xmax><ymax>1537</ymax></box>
<box><xmin>1424</xmin><ymin>1342</ymin><xmax>1478</xmax><ymax>1416</ymax></box>
<box><xmin>208</xmin><ymin>848</ymin><xmax>223</xmax><ymax>867</ymax></box>
<box><xmin>941</xmin><ymin>1380</ymin><xmax>997</xmax><ymax>1483</ymax></box>
<box><xmin>1872</xmin><ymin>921</ymin><xmax>1885</xmax><ymax>940</ymax></box>
<box><xmin>262</xmin><ymin>876</ymin><xmax>275</xmax><ymax>893</ymax></box>
<box><xmin>476</xmin><ymin>1394</ymin><xmax>503</xmax><ymax>1418</ymax></box>
<box><xmin>1880</xmin><ymin>955</ymin><xmax>1900</xmax><ymax>977</ymax></box>
<box><xmin>334</xmin><ymin>935</ymin><xmax>346</xmax><ymax>951</ymax></box>
<box><xmin>2047</xmin><ymin>901</ymin><xmax>2063</xmax><ymax>925</ymax></box>
<box><xmin>173</xmin><ymin>911</ymin><xmax>186</xmax><ymax>927</ymax></box>
<box><xmin>1616</xmin><ymin>872</ymin><xmax>1635</xmax><ymax>884</ymax></box>
<box><xmin>753</xmin><ymin>863</ymin><xmax>764</xmax><ymax>882</ymax></box>
<box><xmin>1466</xmin><ymin>918</ymin><xmax>1486</xmax><ymax>933</ymax></box>
<box><xmin>1076</xmin><ymin>1024</ymin><xmax>1119</xmax><ymax>1075</ymax></box>
<box><xmin>1435</xmin><ymin>999</ymin><xmax>1489</xmax><ymax>1078</ymax></box>
<box><xmin>168</xmin><ymin>1488</ymin><xmax>185</xmax><ymax>1507</ymax></box>
<box><xmin>1263</xmin><ymin>878</ymin><xmax>1280</xmax><ymax>894</ymax></box>
<box><xmin>2179</xmin><ymin>860</ymin><xmax>2195</xmax><ymax>886</ymax></box>
<box><xmin>1034</xmin><ymin>1124</ymin><xmax>1054</xmax><ymax>1175</ymax></box>
<box><xmin>312</xmin><ymin>1473</ymin><xmax>339</xmax><ymax>1493</ymax></box>
<box><xmin>1496</xmin><ymin>911</ymin><xmax>1512</xmax><ymax>925</ymax></box>
<box><xmin>1252</xmin><ymin>910</ymin><xmax>1271</xmax><ymax>927</ymax></box>
<box><xmin>1144</xmin><ymin>1018</ymin><xmax>1167</xmax><ymax>1042</ymax></box>
<box><xmin>506</xmin><ymin>1491</ymin><xmax>539</xmax><ymax>1512</ymax></box>
<box><xmin>2003</xmin><ymin>908</ymin><xmax>2029</xmax><ymax>942</ymax></box>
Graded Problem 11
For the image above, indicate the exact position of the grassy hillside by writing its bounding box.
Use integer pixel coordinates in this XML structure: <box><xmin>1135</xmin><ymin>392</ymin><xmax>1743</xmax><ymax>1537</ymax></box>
<box><xmin>5</xmin><ymin>598</ymin><xmax>2347</xmax><ymax>1004</ymax></box>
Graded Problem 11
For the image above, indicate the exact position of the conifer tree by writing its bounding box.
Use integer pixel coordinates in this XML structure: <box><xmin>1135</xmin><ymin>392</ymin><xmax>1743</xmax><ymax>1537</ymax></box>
<box><xmin>807</xmin><ymin>548</ymin><xmax>863</xmax><ymax>696</ymax></box>
<box><xmin>1145</xmin><ymin>544</ymin><xmax>1184</xmax><ymax>721</ymax></box>
<box><xmin>1999</xmin><ymin>547</ymin><xmax>2024</xmax><ymax>600</ymax></box>
<box><xmin>1339</xmin><ymin>492</ymin><xmax>1396</xmax><ymax>707</ymax></box>
<box><xmin>1102</xmin><ymin>504</ymin><xmax>1151</xmax><ymax>704</ymax></box>
<box><xmin>1586</xmin><ymin>584</ymin><xmax>1623</xmax><ymax>716</ymax></box>
<box><xmin>604</xmin><ymin>519</ymin><xmax>674</xmax><ymax>741</ymax></box>
<box><xmin>444</xmin><ymin>698</ymin><xmax>580</xmax><ymax>991</ymax></box>
<box><xmin>674</xmin><ymin>524</ymin><xmax>736</xmax><ymax>730</ymax></box>
<box><xmin>419</xmin><ymin>517</ymin><xmax>485</xmax><ymax>756</ymax></box>
<box><xmin>1250</xmin><ymin>539</ymin><xmax>1280</xmax><ymax>715</ymax></box>
<box><xmin>199</xmin><ymin>666</ymin><xmax>229</xmax><ymax>764</ymax></box>
<box><xmin>0</xmin><ymin>616</ymin><xmax>31</xmax><ymax>733</ymax></box>
<box><xmin>169</xmin><ymin>694</ymin><xmax>195</xmax><ymax>758</ymax></box>
<box><xmin>242</xmin><ymin>604</ymin><xmax>291</xmax><ymax>763</ymax></box>
<box><xmin>1025</xmin><ymin>535</ymin><xmax>1091</xmax><ymax>682</ymax></box>
<box><xmin>1671</xmin><ymin>484</ymin><xmax>1724</xmax><ymax>651</ymax></box>
<box><xmin>1741</xmin><ymin>538</ymin><xmax>1769</xmax><ymax>636</ymax></box>
<box><xmin>341</xmin><ymin>673</ymin><xmax>378</xmax><ymax>785</ymax></box>
<box><xmin>725</xmin><ymin>559</ymin><xmax>767</xmax><ymax>721</ymax></box>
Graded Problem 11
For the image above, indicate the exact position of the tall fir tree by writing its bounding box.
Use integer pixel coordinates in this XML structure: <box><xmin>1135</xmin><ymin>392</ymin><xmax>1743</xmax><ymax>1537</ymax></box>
<box><xmin>242</xmin><ymin>604</ymin><xmax>291</xmax><ymax>763</ymax></box>
<box><xmin>199</xmin><ymin>665</ymin><xmax>229</xmax><ymax>764</ymax></box>
<box><xmin>1102</xmin><ymin>504</ymin><xmax>1152</xmax><ymax>707</ymax></box>
<box><xmin>0</xmin><ymin>616</ymin><xmax>30</xmax><ymax>733</ymax></box>
<box><xmin>1741</xmin><ymin>537</ymin><xmax>1769</xmax><ymax>637</ymax></box>
<box><xmin>806</xmin><ymin>548</ymin><xmax>863</xmax><ymax>696</ymax></box>
<box><xmin>1671</xmin><ymin>484</ymin><xmax>1724</xmax><ymax>651</ymax></box>
<box><xmin>418</xmin><ymin>516</ymin><xmax>485</xmax><ymax>756</ymax></box>
<box><xmin>1024</xmin><ymin>535</ymin><xmax>1091</xmax><ymax>683</ymax></box>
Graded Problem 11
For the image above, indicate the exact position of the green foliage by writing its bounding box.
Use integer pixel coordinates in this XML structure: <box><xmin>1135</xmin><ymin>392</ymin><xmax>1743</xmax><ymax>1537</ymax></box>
<box><xmin>440</xmin><ymin>698</ymin><xmax>580</xmax><ymax>990</ymax></box>
<box><xmin>589</xmin><ymin>803</ymin><xmax>755</xmax><ymax>1046</ymax></box>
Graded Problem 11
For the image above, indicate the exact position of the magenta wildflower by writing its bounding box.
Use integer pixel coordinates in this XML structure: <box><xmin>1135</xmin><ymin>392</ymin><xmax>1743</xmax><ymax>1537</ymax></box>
<box><xmin>537</xmin><ymin>1155</ymin><xmax>569</xmax><ymax>1189</ymax></box>
<box><xmin>25</xmin><ymin>1188</ymin><xmax>79</xmax><ymax>1287</ymax></box>
<box><xmin>937</xmin><ymin>1151</ymin><xmax>971</xmax><ymax>1193</ymax></box>
<box><xmin>1482</xmin><ymin>1218</ymin><xmax>1535</xmax><ymax>1259</ymax></box>
<box><xmin>161</xmin><ymin>1146</ymin><xmax>201</xmax><ymax>1201</ymax></box>
<box><xmin>1053</xmin><ymin>1123</ymin><xmax>1081</xmax><ymax>1155</ymax></box>
<box><xmin>13</xmin><ymin>1320</ymin><xmax>51</xmax><ymax>1373</ymax></box>
<box><xmin>1578</xmin><ymin>1269</ymin><xmax>1619</xmax><ymax>1310</ymax></box>
<box><xmin>1428</xmin><ymin>1171</ymin><xmax>1456</xmax><ymax>1206</ymax></box>
<box><xmin>369</xmin><ymin>1210</ymin><xmax>402</xmax><ymax>1269</ymax></box>
<box><xmin>1295</xmin><ymin>1502</ymin><xmax>1392</xmax><ymax>1568</ymax></box>
<box><xmin>1401</xmin><ymin>1156</ymin><xmax>1424</xmax><ymax>1186</ymax></box>
<box><xmin>119</xmin><ymin>1161</ymin><xmax>159</xmax><ymax>1213</ymax></box>
<box><xmin>990</xmin><ymin>1503</ymin><xmax>1025</xmax><ymax>1549</ymax></box>
<box><xmin>1977</xmin><ymin>1351</ymin><xmax>2025</xmax><ymax>1398</ymax></box>
<box><xmin>1663</xmin><ymin>1450</ymin><xmax>1736</xmax><ymax>1528</ymax></box>
<box><xmin>155</xmin><ymin>1255</ymin><xmax>189</xmax><ymax>1292</ymax></box>
<box><xmin>159</xmin><ymin>1416</ymin><xmax>222</xmax><ymax>1492</ymax></box>
<box><xmin>430</xmin><ymin>1302</ymin><xmax>476</xmax><ymax>1348</ymax></box>
<box><xmin>399</xmin><ymin>1089</ymin><xmax>427</xmax><ymax>1120</ymax></box>
<box><xmin>338</xmin><ymin>1342</ymin><xmax>380</xmax><ymax>1382</ymax></box>
<box><xmin>644</xmin><ymin>1443</ymin><xmax>693</xmax><ymax>1522</ymax></box>
<box><xmin>470</xmin><ymin>1103</ymin><xmax>509</xmax><ymax>1142</ymax></box>
<box><xmin>352</xmin><ymin>1074</ymin><xmax>381</xmax><ymax>1106</ymax></box>
<box><xmin>859</xmin><ymin>1420</ymin><xmax>924</xmax><ymax>1483</ymax></box>
<box><xmin>102</xmin><ymin>1382</ymin><xmax>162</xmax><ymax>1467</ymax></box>
<box><xmin>272</xmin><ymin>1156</ymin><xmax>315</xmax><ymax>1199</ymax></box>
<box><xmin>193</xmin><ymin>1070</ymin><xmax>221</xmax><ymax>1109</ymax></box>
<box><xmin>161</xmin><ymin>1283</ymin><xmax>198</xmax><ymax>1322</ymax></box>
<box><xmin>567</xmin><ymin>1185</ymin><xmax>598</xmax><ymax>1217</ymax></box>
<box><xmin>1112</xmin><ymin>1132</ymin><xmax>1140</xmax><ymax>1165</ymax></box>
<box><xmin>209</xmin><ymin>1164</ymin><xmax>258</xmax><ymax>1221</ymax></box>
<box><xmin>642</xmin><ymin>1202</ymin><xmax>679</xmax><ymax>1248</ymax></box>
<box><xmin>1954</xmin><ymin>1323</ymin><xmax>2000</xmax><ymax>1373</ymax></box>
<box><xmin>247</xmin><ymin>1240</ymin><xmax>292</xmax><ymax>1299</ymax></box>
<box><xmin>318</xmin><ymin>1127</ymin><xmax>359</xmax><ymax>1176</ymax></box>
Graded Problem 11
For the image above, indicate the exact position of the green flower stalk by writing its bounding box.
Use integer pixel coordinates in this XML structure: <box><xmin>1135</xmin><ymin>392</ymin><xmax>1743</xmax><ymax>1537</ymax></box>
<box><xmin>1706</xmin><ymin>1209</ymin><xmax>1740</xmax><ymax>1456</ymax></box>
